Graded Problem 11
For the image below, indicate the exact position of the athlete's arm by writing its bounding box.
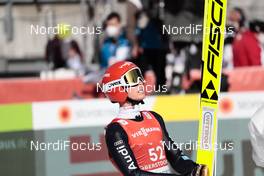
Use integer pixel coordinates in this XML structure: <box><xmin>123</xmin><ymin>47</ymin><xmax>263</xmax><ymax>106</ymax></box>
<box><xmin>105</xmin><ymin>122</ymin><xmax>179</xmax><ymax>176</ymax></box>
<box><xmin>150</xmin><ymin>111</ymin><xmax>208</xmax><ymax>176</ymax></box>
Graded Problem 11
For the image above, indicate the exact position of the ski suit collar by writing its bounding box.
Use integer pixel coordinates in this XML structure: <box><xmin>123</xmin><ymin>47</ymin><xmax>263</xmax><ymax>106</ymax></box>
<box><xmin>118</xmin><ymin>105</ymin><xmax>141</xmax><ymax>119</ymax></box>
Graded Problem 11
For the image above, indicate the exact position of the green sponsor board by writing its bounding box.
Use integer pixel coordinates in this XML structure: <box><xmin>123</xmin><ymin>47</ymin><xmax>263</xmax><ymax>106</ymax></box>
<box><xmin>0</xmin><ymin>104</ymin><xmax>32</xmax><ymax>132</ymax></box>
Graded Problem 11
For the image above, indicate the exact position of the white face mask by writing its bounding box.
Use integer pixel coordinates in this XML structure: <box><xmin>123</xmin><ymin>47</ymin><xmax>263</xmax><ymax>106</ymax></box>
<box><xmin>189</xmin><ymin>44</ymin><xmax>198</xmax><ymax>55</ymax></box>
<box><xmin>106</xmin><ymin>25</ymin><xmax>120</xmax><ymax>37</ymax></box>
<box><xmin>137</xmin><ymin>15</ymin><xmax>149</xmax><ymax>29</ymax></box>
<box><xmin>257</xmin><ymin>33</ymin><xmax>264</xmax><ymax>45</ymax></box>
<box><xmin>227</xmin><ymin>21</ymin><xmax>240</xmax><ymax>32</ymax></box>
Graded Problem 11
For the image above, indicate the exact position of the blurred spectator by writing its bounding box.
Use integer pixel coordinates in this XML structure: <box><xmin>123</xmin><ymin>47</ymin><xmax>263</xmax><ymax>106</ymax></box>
<box><xmin>223</xmin><ymin>7</ymin><xmax>246</xmax><ymax>69</ymax></box>
<box><xmin>67</xmin><ymin>40</ymin><xmax>85</xmax><ymax>75</ymax></box>
<box><xmin>183</xmin><ymin>42</ymin><xmax>202</xmax><ymax>93</ymax></box>
<box><xmin>100</xmin><ymin>12</ymin><xmax>131</xmax><ymax>68</ymax></box>
<box><xmin>45</xmin><ymin>34</ymin><xmax>66</xmax><ymax>70</ymax></box>
<box><xmin>232</xmin><ymin>20</ymin><xmax>264</xmax><ymax>67</ymax></box>
<box><xmin>135</xmin><ymin>10</ymin><xmax>168</xmax><ymax>88</ymax></box>
<box><xmin>126</xmin><ymin>0</ymin><xmax>143</xmax><ymax>59</ymax></box>
<box><xmin>228</xmin><ymin>7</ymin><xmax>246</xmax><ymax>33</ymax></box>
<box><xmin>166</xmin><ymin>41</ymin><xmax>189</xmax><ymax>93</ymax></box>
<box><xmin>223</xmin><ymin>25</ymin><xmax>235</xmax><ymax>69</ymax></box>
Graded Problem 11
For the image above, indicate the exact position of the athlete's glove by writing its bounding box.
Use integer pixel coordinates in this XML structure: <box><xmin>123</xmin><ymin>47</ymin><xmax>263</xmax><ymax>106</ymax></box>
<box><xmin>192</xmin><ymin>164</ymin><xmax>209</xmax><ymax>176</ymax></box>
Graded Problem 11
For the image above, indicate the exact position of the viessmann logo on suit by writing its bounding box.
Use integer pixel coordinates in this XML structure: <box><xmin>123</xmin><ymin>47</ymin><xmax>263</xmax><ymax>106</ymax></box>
<box><xmin>131</xmin><ymin>127</ymin><xmax>161</xmax><ymax>138</ymax></box>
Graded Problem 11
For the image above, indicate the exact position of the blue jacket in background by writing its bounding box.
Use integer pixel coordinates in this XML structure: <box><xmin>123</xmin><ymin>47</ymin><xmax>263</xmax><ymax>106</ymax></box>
<box><xmin>136</xmin><ymin>21</ymin><xmax>163</xmax><ymax>49</ymax></box>
<box><xmin>100</xmin><ymin>32</ymin><xmax>130</xmax><ymax>68</ymax></box>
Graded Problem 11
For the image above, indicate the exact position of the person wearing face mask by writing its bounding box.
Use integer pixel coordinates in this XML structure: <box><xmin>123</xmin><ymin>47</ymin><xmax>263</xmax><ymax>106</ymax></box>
<box><xmin>100</xmin><ymin>12</ymin><xmax>131</xmax><ymax>68</ymax></box>
<box><xmin>135</xmin><ymin>11</ymin><xmax>169</xmax><ymax>89</ymax></box>
<box><xmin>232</xmin><ymin>20</ymin><xmax>264</xmax><ymax>67</ymax></box>
<box><xmin>67</xmin><ymin>40</ymin><xmax>85</xmax><ymax>75</ymax></box>
<box><xmin>227</xmin><ymin>7</ymin><xmax>246</xmax><ymax>34</ymax></box>
<box><xmin>221</xmin><ymin>8</ymin><xmax>245</xmax><ymax>69</ymax></box>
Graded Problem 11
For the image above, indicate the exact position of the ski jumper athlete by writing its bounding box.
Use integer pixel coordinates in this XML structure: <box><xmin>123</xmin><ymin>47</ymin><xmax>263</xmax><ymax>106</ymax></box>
<box><xmin>101</xmin><ymin>61</ymin><xmax>209</xmax><ymax>176</ymax></box>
